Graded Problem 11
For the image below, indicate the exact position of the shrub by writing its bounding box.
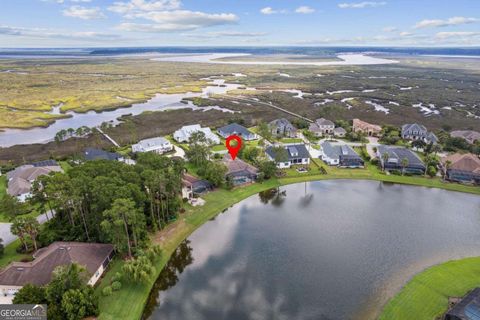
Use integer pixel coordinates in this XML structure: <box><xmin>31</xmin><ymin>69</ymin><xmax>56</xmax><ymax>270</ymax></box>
<box><xmin>111</xmin><ymin>281</ymin><xmax>122</xmax><ymax>291</ymax></box>
<box><xmin>102</xmin><ymin>286</ymin><xmax>113</xmax><ymax>296</ymax></box>
<box><xmin>111</xmin><ymin>272</ymin><xmax>122</xmax><ymax>283</ymax></box>
<box><xmin>370</xmin><ymin>158</ymin><xmax>379</xmax><ymax>166</ymax></box>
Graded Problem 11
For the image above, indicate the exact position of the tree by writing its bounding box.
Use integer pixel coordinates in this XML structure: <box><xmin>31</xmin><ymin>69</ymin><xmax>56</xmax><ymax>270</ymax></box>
<box><xmin>443</xmin><ymin>160</ymin><xmax>452</xmax><ymax>181</ymax></box>
<box><xmin>24</xmin><ymin>217</ymin><xmax>40</xmax><ymax>252</ymax></box>
<box><xmin>427</xmin><ymin>165</ymin><xmax>437</xmax><ymax>177</ymax></box>
<box><xmin>381</xmin><ymin>152</ymin><xmax>389</xmax><ymax>172</ymax></box>
<box><xmin>185</xmin><ymin>131</ymin><xmax>211</xmax><ymax>167</ymax></box>
<box><xmin>201</xmin><ymin>161</ymin><xmax>227</xmax><ymax>187</ymax></box>
<box><xmin>12</xmin><ymin>284</ymin><xmax>47</xmax><ymax>304</ymax></box>
<box><xmin>101</xmin><ymin>198</ymin><xmax>145</xmax><ymax>258</ymax></box>
<box><xmin>61</xmin><ymin>287</ymin><xmax>98</xmax><ymax>320</ymax></box>
<box><xmin>258</xmin><ymin>161</ymin><xmax>277</xmax><ymax>179</ymax></box>
<box><xmin>258</xmin><ymin>121</ymin><xmax>272</xmax><ymax>141</ymax></box>
<box><xmin>271</xmin><ymin>146</ymin><xmax>288</xmax><ymax>163</ymax></box>
<box><xmin>400</xmin><ymin>157</ymin><xmax>409</xmax><ymax>175</ymax></box>
<box><xmin>411</xmin><ymin>139</ymin><xmax>426</xmax><ymax>150</ymax></box>
<box><xmin>11</xmin><ymin>217</ymin><xmax>29</xmax><ymax>252</ymax></box>
<box><xmin>122</xmin><ymin>246</ymin><xmax>161</xmax><ymax>283</ymax></box>
<box><xmin>0</xmin><ymin>195</ymin><xmax>26</xmax><ymax>220</ymax></box>
<box><xmin>46</xmin><ymin>264</ymin><xmax>88</xmax><ymax>305</ymax></box>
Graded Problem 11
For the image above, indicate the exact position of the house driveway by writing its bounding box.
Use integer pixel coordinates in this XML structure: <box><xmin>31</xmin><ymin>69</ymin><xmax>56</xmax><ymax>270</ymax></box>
<box><xmin>0</xmin><ymin>210</ymin><xmax>54</xmax><ymax>246</ymax></box>
<box><xmin>168</xmin><ymin>145</ymin><xmax>186</xmax><ymax>159</ymax></box>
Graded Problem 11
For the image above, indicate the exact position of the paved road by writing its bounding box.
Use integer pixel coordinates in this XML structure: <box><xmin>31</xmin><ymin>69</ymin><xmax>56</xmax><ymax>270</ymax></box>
<box><xmin>0</xmin><ymin>210</ymin><xmax>54</xmax><ymax>246</ymax></box>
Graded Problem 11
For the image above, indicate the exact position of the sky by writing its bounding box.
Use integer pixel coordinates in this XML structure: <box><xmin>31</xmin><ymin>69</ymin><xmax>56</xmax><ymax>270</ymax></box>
<box><xmin>0</xmin><ymin>0</ymin><xmax>479</xmax><ymax>47</ymax></box>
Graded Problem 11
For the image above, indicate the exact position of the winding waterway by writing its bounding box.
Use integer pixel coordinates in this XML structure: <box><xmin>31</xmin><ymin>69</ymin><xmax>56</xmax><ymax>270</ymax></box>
<box><xmin>143</xmin><ymin>180</ymin><xmax>480</xmax><ymax>320</ymax></box>
<box><xmin>0</xmin><ymin>79</ymin><xmax>240</xmax><ymax>147</ymax></box>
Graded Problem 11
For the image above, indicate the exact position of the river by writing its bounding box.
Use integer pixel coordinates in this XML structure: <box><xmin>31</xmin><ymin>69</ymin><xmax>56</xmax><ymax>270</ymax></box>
<box><xmin>143</xmin><ymin>180</ymin><xmax>480</xmax><ymax>320</ymax></box>
<box><xmin>0</xmin><ymin>79</ymin><xmax>240</xmax><ymax>147</ymax></box>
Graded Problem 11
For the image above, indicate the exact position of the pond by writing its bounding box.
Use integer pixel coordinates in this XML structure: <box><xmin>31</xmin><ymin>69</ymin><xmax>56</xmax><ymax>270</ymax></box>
<box><xmin>143</xmin><ymin>180</ymin><xmax>480</xmax><ymax>320</ymax></box>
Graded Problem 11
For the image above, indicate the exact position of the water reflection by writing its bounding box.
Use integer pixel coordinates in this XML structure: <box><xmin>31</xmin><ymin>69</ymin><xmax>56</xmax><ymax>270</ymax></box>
<box><xmin>144</xmin><ymin>180</ymin><xmax>480</xmax><ymax>320</ymax></box>
<box><xmin>142</xmin><ymin>240</ymin><xmax>194</xmax><ymax>319</ymax></box>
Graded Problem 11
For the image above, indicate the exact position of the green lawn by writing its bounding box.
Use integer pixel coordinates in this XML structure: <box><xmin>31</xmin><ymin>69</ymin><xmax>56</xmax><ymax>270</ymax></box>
<box><xmin>0</xmin><ymin>239</ymin><xmax>31</xmax><ymax>268</ymax></box>
<box><xmin>279</xmin><ymin>138</ymin><xmax>303</xmax><ymax>144</ymax></box>
<box><xmin>211</xmin><ymin>144</ymin><xmax>227</xmax><ymax>152</ymax></box>
<box><xmin>380</xmin><ymin>257</ymin><xmax>480</xmax><ymax>320</ymax></box>
<box><xmin>94</xmin><ymin>159</ymin><xmax>479</xmax><ymax>320</ymax></box>
<box><xmin>59</xmin><ymin>161</ymin><xmax>72</xmax><ymax>172</ymax></box>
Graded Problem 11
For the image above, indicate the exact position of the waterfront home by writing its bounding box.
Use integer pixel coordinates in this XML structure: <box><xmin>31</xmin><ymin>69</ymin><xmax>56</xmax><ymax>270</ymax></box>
<box><xmin>217</xmin><ymin>123</ymin><xmax>258</xmax><ymax>141</ymax></box>
<box><xmin>444</xmin><ymin>287</ymin><xmax>480</xmax><ymax>320</ymax></box>
<box><xmin>84</xmin><ymin>148</ymin><xmax>123</xmax><ymax>161</ymax></box>
<box><xmin>320</xmin><ymin>142</ymin><xmax>364</xmax><ymax>168</ymax></box>
<box><xmin>441</xmin><ymin>153</ymin><xmax>480</xmax><ymax>184</ymax></box>
<box><xmin>181</xmin><ymin>173</ymin><xmax>212</xmax><ymax>199</ymax></box>
<box><xmin>309</xmin><ymin>118</ymin><xmax>335</xmax><ymax>137</ymax></box>
<box><xmin>450</xmin><ymin>130</ymin><xmax>480</xmax><ymax>145</ymax></box>
<box><xmin>269</xmin><ymin>118</ymin><xmax>297</xmax><ymax>138</ymax></box>
<box><xmin>174</xmin><ymin>124</ymin><xmax>220</xmax><ymax>144</ymax></box>
<box><xmin>7</xmin><ymin>160</ymin><xmax>63</xmax><ymax>202</ymax></box>
<box><xmin>333</xmin><ymin>127</ymin><xmax>347</xmax><ymax>138</ymax></box>
<box><xmin>377</xmin><ymin>145</ymin><xmax>426</xmax><ymax>174</ymax></box>
<box><xmin>265</xmin><ymin>144</ymin><xmax>310</xmax><ymax>168</ymax></box>
<box><xmin>352</xmin><ymin>118</ymin><xmax>382</xmax><ymax>137</ymax></box>
<box><xmin>132</xmin><ymin>136</ymin><xmax>173</xmax><ymax>154</ymax></box>
<box><xmin>401</xmin><ymin>123</ymin><xmax>438</xmax><ymax>144</ymax></box>
<box><xmin>0</xmin><ymin>242</ymin><xmax>114</xmax><ymax>304</ymax></box>
<box><xmin>222</xmin><ymin>154</ymin><xmax>259</xmax><ymax>186</ymax></box>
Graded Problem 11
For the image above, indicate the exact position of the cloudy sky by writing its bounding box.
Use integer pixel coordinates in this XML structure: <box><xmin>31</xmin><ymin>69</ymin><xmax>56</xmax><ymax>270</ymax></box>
<box><xmin>1</xmin><ymin>0</ymin><xmax>479</xmax><ymax>47</ymax></box>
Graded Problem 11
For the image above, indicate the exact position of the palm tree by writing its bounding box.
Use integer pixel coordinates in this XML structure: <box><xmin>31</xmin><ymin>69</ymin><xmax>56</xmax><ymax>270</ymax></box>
<box><xmin>443</xmin><ymin>160</ymin><xmax>452</xmax><ymax>181</ymax></box>
<box><xmin>401</xmin><ymin>157</ymin><xmax>409</xmax><ymax>176</ymax></box>
<box><xmin>381</xmin><ymin>152</ymin><xmax>389</xmax><ymax>172</ymax></box>
<box><xmin>23</xmin><ymin>217</ymin><xmax>40</xmax><ymax>252</ymax></box>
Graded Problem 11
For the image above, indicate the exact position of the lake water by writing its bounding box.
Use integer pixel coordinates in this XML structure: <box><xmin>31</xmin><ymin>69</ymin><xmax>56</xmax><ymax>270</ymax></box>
<box><xmin>152</xmin><ymin>53</ymin><xmax>399</xmax><ymax>66</ymax></box>
<box><xmin>0</xmin><ymin>79</ymin><xmax>241</xmax><ymax>147</ymax></box>
<box><xmin>143</xmin><ymin>180</ymin><xmax>480</xmax><ymax>320</ymax></box>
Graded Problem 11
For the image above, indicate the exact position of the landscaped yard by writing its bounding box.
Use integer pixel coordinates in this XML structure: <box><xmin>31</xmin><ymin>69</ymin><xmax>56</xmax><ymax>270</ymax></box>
<box><xmin>380</xmin><ymin>257</ymin><xmax>480</xmax><ymax>320</ymax></box>
<box><xmin>0</xmin><ymin>239</ymin><xmax>31</xmax><ymax>268</ymax></box>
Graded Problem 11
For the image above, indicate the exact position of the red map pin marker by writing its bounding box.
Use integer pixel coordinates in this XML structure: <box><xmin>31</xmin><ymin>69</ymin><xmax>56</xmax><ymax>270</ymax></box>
<box><xmin>226</xmin><ymin>135</ymin><xmax>242</xmax><ymax>160</ymax></box>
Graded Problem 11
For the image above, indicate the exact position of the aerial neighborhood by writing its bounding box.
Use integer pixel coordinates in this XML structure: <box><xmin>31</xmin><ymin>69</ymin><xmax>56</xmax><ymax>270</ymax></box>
<box><xmin>0</xmin><ymin>113</ymin><xmax>479</xmax><ymax>311</ymax></box>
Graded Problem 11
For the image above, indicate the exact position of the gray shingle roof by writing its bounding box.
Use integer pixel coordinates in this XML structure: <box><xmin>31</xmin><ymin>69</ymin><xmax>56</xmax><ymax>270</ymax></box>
<box><xmin>266</xmin><ymin>144</ymin><xmax>309</xmax><ymax>161</ymax></box>
<box><xmin>218</xmin><ymin>123</ymin><xmax>253</xmax><ymax>137</ymax></box>
<box><xmin>321</xmin><ymin>142</ymin><xmax>359</xmax><ymax>159</ymax></box>
<box><xmin>378</xmin><ymin>145</ymin><xmax>425</xmax><ymax>170</ymax></box>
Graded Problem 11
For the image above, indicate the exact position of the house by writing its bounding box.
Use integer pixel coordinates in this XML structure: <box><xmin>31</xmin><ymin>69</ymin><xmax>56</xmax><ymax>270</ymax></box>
<box><xmin>84</xmin><ymin>148</ymin><xmax>123</xmax><ymax>161</ymax></box>
<box><xmin>450</xmin><ymin>130</ymin><xmax>480</xmax><ymax>145</ymax></box>
<box><xmin>217</xmin><ymin>123</ymin><xmax>258</xmax><ymax>141</ymax></box>
<box><xmin>132</xmin><ymin>136</ymin><xmax>173</xmax><ymax>154</ymax></box>
<box><xmin>7</xmin><ymin>161</ymin><xmax>63</xmax><ymax>202</ymax></box>
<box><xmin>181</xmin><ymin>174</ymin><xmax>212</xmax><ymax>199</ymax></box>
<box><xmin>333</xmin><ymin>127</ymin><xmax>347</xmax><ymax>138</ymax></box>
<box><xmin>222</xmin><ymin>154</ymin><xmax>259</xmax><ymax>186</ymax></box>
<box><xmin>401</xmin><ymin>123</ymin><xmax>438</xmax><ymax>144</ymax></box>
<box><xmin>0</xmin><ymin>242</ymin><xmax>114</xmax><ymax>303</ymax></box>
<box><xmin>377</xmin><ymin>145</ymin><xmax>426</xmax><ymax>174</ymax></box>
<box><xmin>265</xmin><ymin>144</ymin><xmax>310</xmax><ymax>168</ymax></box>
<box><xmin>320</xmin><ymin>142</ymin><xmax>364</xmax><ymax>168</ymax></box>
<box><xmin>269</xmin><ymin>118</ymin><xmax>297</xmax><ymax>138</ymax></box>
<box><xmin>173</xmin><ymin>124</ymin><xmax>220</xmax><ymax>144</ymax></box>
<box><xmin>352</xmin><ymin>118</ymin><xmax>382</xmax><ymax>137</ymax></box>
<box><xmin>441</xmin><ymin>153</ymin><xmax>480</xmax><ymax>184</ymax></box>
<box><xmin>309</xmin><ymin>118</ymin><xmax>335</xmax><ymax>137</ymax></box>
<box><xmin>445</xmin><ymin>287</ymin><xmax>480</xmax><ymax>320</ymax></box>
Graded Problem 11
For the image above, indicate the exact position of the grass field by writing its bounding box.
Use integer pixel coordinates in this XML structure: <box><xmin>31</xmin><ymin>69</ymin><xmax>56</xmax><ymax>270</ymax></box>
<box><xmin>380</xmin><ymin>257</ymin><xmax>480</xmax><ymax>320</ymax></box>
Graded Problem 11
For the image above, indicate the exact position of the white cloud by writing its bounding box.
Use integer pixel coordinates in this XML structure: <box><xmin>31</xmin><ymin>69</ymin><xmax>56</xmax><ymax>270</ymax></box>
<box><xmin>0</xmin><ymin>24</ymin><xmax>122</xmax><ymax>41</ymax></box>
<box><xmin>260</xmin><ymin>7</ymin><xmax>287</xmax><ymax>15</ymax></box>
<box><xmin>338</xmin><ymin>2</ymin><xmax>386</xmax><ymax>9</ymax></box>
<box><xmin>108</xmin><ymin>0</ymin><xmax>181</xmax><ymax>14</ymax></box>
<box><xmin>116</xmin><ymin>10</ymin><xmax>237</xmax><ymax>32</ymax></box>
<box><xmin>382</xmin><ymin>26</ymin><xmax>397</xmax><ymax>32</ymax></box>
<box><xmin>208</xmin><ymin>31</ymin><xmax>267</xmax><ymax>37</ymax></box>
<box><xmin>63</xmin><ymin>5</ymin><xmax>105</xmax><ymax>19</ymax></box>
<box><xmin>414</xmin><ymin>16</ymin><xmax>479</xmax><ymax>29</ymax></box>
<box><xmin>295</xmin><ymin>6</ymin><xmax>315</xmax><ymax>14</ymax></box>
<box><xmin>399</xmin><ymin>31</ymin><xmax>414</xmax><ymax>37</ymax></box>
<box><xmin>435</xmin><ymin>31</ymin><xmax>480</xmax><ymax>39</ymax></box>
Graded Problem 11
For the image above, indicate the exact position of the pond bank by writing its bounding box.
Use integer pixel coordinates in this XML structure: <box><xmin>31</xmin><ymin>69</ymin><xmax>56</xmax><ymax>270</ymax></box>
<box><xmin>95</xmin><ymin>171</ymin><xmax>480</xmax><ymax>320</ymax></box>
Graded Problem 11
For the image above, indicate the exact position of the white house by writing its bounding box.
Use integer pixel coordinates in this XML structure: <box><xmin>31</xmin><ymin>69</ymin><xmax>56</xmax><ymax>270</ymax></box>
<box><xmin>0</xmin><ymin>242</ymin><xmax>114</xmax><ymax>304</ymax></box>
<box><xmin>265</xmin><ymin>144</ymin><xmax>310</xmax><ymax>168</ymax></box>
<box><xmin>132</xmin><ymin>136</ymin><xmax>173</xmax><ymax>154</ymax></box>
<box><xmin>173</xmin><ymin>124</ymin><xmax>220</xmax><ymax>145</ymax></box>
